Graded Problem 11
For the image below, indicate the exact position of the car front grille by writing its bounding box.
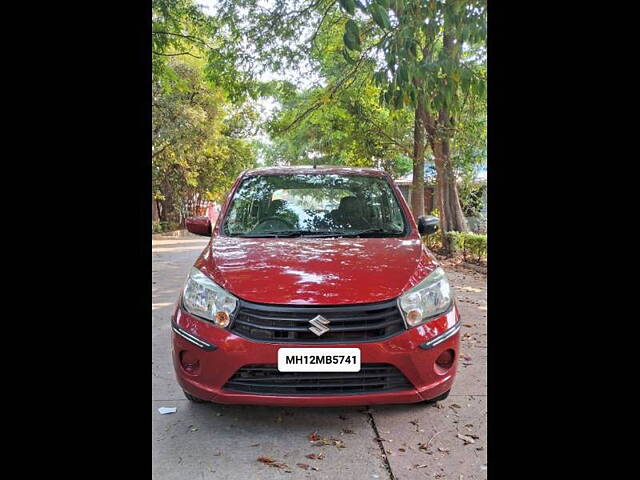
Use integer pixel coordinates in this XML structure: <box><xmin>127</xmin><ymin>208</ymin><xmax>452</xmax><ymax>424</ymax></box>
<box><xmin>223</xmin><ymin>363</ymin><xmax>413</xmax><ymax>395</ymax></box>
<box><xmin>230</xmin><ymin>299</ymin><xmax>406</xmax><ymax>343</ymax></box>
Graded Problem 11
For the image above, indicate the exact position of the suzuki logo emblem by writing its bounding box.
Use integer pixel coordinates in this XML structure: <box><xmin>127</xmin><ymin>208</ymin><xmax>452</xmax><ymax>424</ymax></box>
<box><xmin>309</xmin><ymin>315</ymin><xmax>330</xmax><ymax>336</ymax></box>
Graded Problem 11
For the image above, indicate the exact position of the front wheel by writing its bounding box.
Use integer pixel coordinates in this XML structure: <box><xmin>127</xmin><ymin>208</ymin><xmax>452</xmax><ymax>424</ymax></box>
<box><xmin>423</xmin><ymin>389</ymin><xmax>450</xmax><ymax>404</ymax></box>
<box><xmin>183</xmin><ymin>390</ymin><xmax>208</xmax><ymax>403</ymax></box>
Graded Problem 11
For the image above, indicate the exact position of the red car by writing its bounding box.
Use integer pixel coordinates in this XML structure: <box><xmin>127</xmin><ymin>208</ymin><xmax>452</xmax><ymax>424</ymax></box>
<box><xmin>172</xmin><ymin>166</ymin><xmax>460</xmax><ymax>406</ymax></box>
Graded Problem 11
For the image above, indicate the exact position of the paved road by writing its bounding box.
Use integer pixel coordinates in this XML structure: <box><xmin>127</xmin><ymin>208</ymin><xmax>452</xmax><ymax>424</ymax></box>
<box><xmin>152</xmin><ymin>236</ymin><xmax>487</xmax><ymax>480</ymax></box>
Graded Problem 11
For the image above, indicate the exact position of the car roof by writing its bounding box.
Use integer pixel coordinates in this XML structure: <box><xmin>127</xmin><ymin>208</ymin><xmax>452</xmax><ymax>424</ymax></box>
<box><xmin>241</xmin><ymin>165</ymin><xmax>389</xmax><ymax>178</ymax></box>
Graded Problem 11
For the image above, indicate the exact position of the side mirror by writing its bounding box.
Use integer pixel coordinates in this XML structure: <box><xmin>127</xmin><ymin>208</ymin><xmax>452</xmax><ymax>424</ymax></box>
<box><xmin>418</xmin><ymin>215</ymin><xmax>439</xmax><ymax>236</ymax></box>
<box><xmin>186</xmin><ymin>216</ymin><xmax>212</xmax><ymax>237</ymax></box>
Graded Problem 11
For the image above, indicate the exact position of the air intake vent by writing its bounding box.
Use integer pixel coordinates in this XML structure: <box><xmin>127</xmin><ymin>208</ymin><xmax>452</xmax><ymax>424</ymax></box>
<box><xmin>223</xmin><ymin>363</ymin><xmax>413</xmax><ymax>395</ymax></box>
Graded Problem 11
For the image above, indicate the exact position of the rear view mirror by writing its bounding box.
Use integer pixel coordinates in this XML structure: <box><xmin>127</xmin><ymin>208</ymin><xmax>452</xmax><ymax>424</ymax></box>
<box><xmin>186</xmin><ymin>216</ymin><xmax>212</xmax><ymax>237</ymax></box>
<box><xmin>417</xmin><ymin>215</ymin><xmax>439</xmax><ymax>236</ymax></box>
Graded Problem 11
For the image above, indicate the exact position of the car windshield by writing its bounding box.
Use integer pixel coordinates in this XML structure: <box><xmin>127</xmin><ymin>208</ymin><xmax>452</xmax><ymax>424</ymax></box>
<box><xmin>223</xmin><ymin>173</ymin><xmax>407</xmax><ymax>237</ymax></box>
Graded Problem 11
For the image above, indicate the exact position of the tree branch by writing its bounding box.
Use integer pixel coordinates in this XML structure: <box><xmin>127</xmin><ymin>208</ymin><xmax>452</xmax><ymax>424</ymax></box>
<box><xmin>307</xmin><ymin>0</ymin><xmax>337</xmax><ymax>51</ymax></box>
<box><xmin>153</xmin><ymin>51</ymin><xmax>202</xmax><ymax>58</ymax></box>
<box><xmin>152</xmin><ymin>31</ymin><xmax>212</xmax><ymax>49</ymax></box>
<box><xmin>279</xmin><ymin>45</ymin><xmax>374</xmax><ymax>132</ymax></box>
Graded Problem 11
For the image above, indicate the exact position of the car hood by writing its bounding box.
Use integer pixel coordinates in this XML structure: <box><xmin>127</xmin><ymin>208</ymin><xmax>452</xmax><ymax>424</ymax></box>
<box><xmin>196</xmin><ymin>236</ymin><xmax>438</xmax><ymax>305</ymax></box>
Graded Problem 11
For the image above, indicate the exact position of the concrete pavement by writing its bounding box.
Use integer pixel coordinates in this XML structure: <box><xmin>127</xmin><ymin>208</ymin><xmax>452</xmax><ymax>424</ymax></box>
<box><xmin>152</xmin><ymin>236</ymin><xmax>487</xmax><ymax>479</ymax></box>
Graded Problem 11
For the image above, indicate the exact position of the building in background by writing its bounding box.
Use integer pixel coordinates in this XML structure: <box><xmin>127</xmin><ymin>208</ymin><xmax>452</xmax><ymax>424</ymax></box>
<box><xmin>395</xmin><ymin>165</ymin><xmax>487</xmax><ymax>233</ymax></box>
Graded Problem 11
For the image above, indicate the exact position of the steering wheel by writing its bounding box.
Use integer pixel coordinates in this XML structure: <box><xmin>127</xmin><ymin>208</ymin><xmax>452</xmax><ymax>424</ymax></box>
<box><xmin>253</xmin><ymin>216</ymin><xmax>295</xmax><ymax>232</ymax></box>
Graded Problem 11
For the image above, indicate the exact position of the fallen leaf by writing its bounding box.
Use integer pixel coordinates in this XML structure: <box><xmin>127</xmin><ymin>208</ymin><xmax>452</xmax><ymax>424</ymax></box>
<box><xmin>305</xmin><ymin>452</ymin><xmax>325</xmax><ymax>460</ymax></box>
<box><xmin>398</xmin><ymin>448</ymin><xmax>406</xmax><ymax>452</ymax></box>
<box><xmin>297</xmin><ymin>463</ymin><xmax>310</xmax><ymax>470</ymax></box>
<box><xmin>459</xmin><ymin>286</ymin><xmax>482</xmax><ymax>292</ymax></box>
<box><xmin>414</xmin><ymin>464</ymin><xmax>429</xmax><ymax>469</ymax></box>
<box><xmin>456</xmin><ymin>433</ymin><xmax>476</xmax><ymax>444</ymax></box>
<box><xmin>308</xmin><ymin>431</ymin><xmax>321</xmax><ymax>441</ymax></box>
<box><xmin>275</xmin><ymin>415</ymin><xmax>283</xmax><ymax>424</ymax></box>
<box><xmin>342</xmin><ymin>428</ymin><xmax>355</xmax><ymax>434</ymax></box>
<box><xmin>257</xmin><ymin>457</ymin><xmax>292</xmax><ymax>473</ymax></box>
<box><xmin>305</xmin><ymin>452</ymin><xmax>324</xmax><ymax>460</ymax></box>
<box><xmin>311</xmin><ymin>437</ymin><xmax>346</xmax><ymax>448</ymax></box>
<box><xmin>438</xmin><ymin>447</ymin><xmax>450</xmax><ymax>453</ymax></box>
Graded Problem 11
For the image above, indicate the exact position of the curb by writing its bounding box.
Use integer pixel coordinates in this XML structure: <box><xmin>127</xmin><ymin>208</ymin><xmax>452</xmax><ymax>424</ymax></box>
<box><xmin>460</xmin><ymin>262</ymin><xmax>487</xmax><ymax>274</ymax></box>
<box><xmin>433</xmin><ymin>253</ymin><xmax>487</xmax><ymax>275</ymax></box>
<box><xmin>152</xmin><ymin>229</ymin><xmax>190</xmax><ymax>240</ymax></box>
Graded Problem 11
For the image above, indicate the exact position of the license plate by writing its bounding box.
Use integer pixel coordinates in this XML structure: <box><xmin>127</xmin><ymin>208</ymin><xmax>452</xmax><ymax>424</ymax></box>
<box><xmin>277</xmin><ymin>348</ymin><xmax>361</xmax><ymax>372</ymax></box>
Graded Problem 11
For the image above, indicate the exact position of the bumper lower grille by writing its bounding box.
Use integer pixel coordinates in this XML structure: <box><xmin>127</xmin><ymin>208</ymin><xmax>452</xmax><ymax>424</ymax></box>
<box><xmin>230</xmin><ymin>299</ymin><xmax>406</xmax><ymax>343</ymax></box>
<box><xmin>223</xmin><ymin>363</ymin><xmax>413</xmax><ymax>395</ymax></box>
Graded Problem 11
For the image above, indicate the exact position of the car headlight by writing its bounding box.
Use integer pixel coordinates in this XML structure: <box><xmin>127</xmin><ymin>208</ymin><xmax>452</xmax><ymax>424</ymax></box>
<box><xmin>399</xmin><ymin>267</ymin><xmax>453</xmax><ymax>327</ymax></box>
<box><xmin>182</xmin><ymin>267</ymin><xmax>238</xmax><ymax>327</ymax></box>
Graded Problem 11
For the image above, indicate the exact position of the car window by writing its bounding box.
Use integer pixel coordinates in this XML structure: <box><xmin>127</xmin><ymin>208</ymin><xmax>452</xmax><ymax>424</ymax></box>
<box><xmin>223</xmin><ymin>174</ymin><xmax>408</xmax><ymax>237</ymax></box>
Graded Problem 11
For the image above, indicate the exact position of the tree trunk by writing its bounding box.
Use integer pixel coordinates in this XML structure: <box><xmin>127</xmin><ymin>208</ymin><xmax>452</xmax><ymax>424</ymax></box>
<box><xmin>152</xmin><ymin>194</ymin><xmax>160</xmax><ymax>223</ymax></box>
<box><xmin>433</xmin><ymin>138</ymin><xmax>469</xmax><ymax>233</ymax></box>
<box><xmin>411</xmin><ymin>110</ymin><xmax>425</xmax><ymax>220</ymax></box>
<box><xmin>417</xmin><ymin>105</ymin><xmax>468</xmax><ymax>238</ymax></box>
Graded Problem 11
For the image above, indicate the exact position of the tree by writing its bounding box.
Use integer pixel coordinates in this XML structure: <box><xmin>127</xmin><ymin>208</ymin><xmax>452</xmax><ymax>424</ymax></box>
<box><xmin>216</xmin><ymin>0</ymin><xmax>486</xmax><ymax>236</ymax></box>
<box><xmin>263</xmin><ymin>81</ymin><xmax>415</xmax><ymax>177</ymax></box>
<box><xmin>337</xmin><ymin>0</ymin><xmax>486</xmax><ymax>234</ymax></box>
<box><xmin>152</xmin><ymin>0</ymin><xmax>260</xmax><ymax>226</ymax></box>
<box><xmin>245</xmin><ymin>4</ymin><xmax>416</xmax><ymax>177</ymax></box>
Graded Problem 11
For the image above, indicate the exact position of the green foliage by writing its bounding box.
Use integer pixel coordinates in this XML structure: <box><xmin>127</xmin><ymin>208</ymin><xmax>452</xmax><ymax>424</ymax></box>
<box><xmin>152</xmin><ymin>0</ymin><xmax>213</xmax><ymax>82</ymax></box>
<box><xmin>152</xmin><ymin>58</ymin><xmax>257</xmax><ymax>221</ymax></box>
<box><xmin>445</xmin><ymin>231</ymin><xmax>487</xmax><ymax>262</ymax></box>
<box><xmin>211</xmin><ymin>0</ymin><xmax>486</xmax><ymax>233</ymax></box>
<box><xmin>339</xmin><ymin>0</ymin><xmax>356</xmax><ymax>15</ymax></box>
<box><xmin>152</xmin><ymin>221</ymin><xmax>182</xmax><ymax>233</ymax></box>
<box><xmin>152</xmin><ymin>2</ymin><xmax>258</xmax><ymax>225</ymax></box>
<box><xmin>338</xmin><ymin>0</ymin><xmax>487</xmax><ymax>120</ymax></box>
<box><xmin>458</xmin><ymin>181</ymin><xmax>486</xmax><ymax>217</ymax></box>
<box><xmin>151</xmin><ymin>0</ymin><xmax>487</xmax><ymax>231</ymax></box>
<box><xmin>393</xmin><ymin>154</ymin><xmax>413</xmax><ymax>177</ymax></box>
<box><xmin>263</xmin><ymin>79</ymin><xmax>415</xmax><ymax>176</ymax></box>
<box><xmin>370</xmin><ymin>3</ymin><xmax>391</xmax><ymax>30</ymax></box>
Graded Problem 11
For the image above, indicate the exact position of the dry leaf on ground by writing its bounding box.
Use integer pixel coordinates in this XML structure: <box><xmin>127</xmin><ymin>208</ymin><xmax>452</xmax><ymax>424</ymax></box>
<box><xmin>257</xmin><ymin>456</ymin><xmax>292</xmax><ymax>473</ymax></box>
<box><xmin>456</xmin><ymin>433</ymin><xmax>477</xmax><ymax>444</ymax></box>
<box><xmin>305</xmin><ymin>452</ymin><xmax>326</xmax><ymax>460</ymax></box>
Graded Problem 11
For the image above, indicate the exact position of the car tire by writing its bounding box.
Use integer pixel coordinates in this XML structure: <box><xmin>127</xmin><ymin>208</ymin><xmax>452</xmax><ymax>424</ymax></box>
<box><xmin>183</xmin><ymin>390</ymin><xmax>208</xmax><ymax>403</ymax></box>
<box><xmin>424</xmin><ymin>389</ymin><xmax>450</xmax><ymax>404</ymax></box>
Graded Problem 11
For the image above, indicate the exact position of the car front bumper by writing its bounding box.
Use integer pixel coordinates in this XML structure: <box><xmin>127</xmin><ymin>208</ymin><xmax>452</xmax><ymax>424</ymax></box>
<box><xmin>171</xmin><ymin>304</ymin><xmax>460</xmax><ymax>406</ymax></box>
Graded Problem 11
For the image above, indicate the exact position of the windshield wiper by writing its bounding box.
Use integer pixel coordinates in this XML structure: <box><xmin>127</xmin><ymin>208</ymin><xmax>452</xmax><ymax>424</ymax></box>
<box><xmin>339</xmin><ymin>228</ymin><xmax>405</xmax><ymax>237</ymax></box>
<box><xmin>234</xmin><ymin>229</ymin><xmax>404</xmax><ymax>238</ymax></box>
<box><xmin>235</xmin><ymin>230</ymin><xmax>347</xmax><ymax>238</ymax></box>
<box><xmin>234</xmin><ymin>230</ymin><xmax>303</xmax><ymax>238</ymax></box>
